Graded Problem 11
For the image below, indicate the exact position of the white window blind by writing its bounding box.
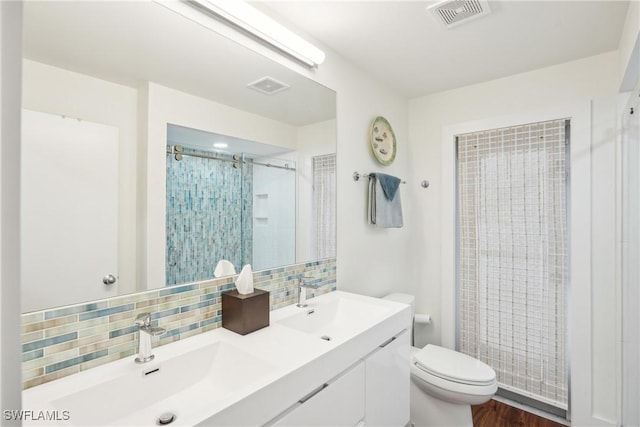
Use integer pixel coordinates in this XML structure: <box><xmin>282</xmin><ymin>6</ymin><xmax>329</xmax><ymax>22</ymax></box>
<box><xmin>456</xmin><ymin>119</ymin><xmax>569</xmax><ymax>409</ymax></box>
<box><xmin>313</xmin><ymin>153</ymin><xmax>336</xmax><ymax>258</ymax></box>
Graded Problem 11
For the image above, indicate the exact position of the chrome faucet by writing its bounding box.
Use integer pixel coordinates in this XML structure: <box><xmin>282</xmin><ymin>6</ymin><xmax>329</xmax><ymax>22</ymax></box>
<box><xmin>134</xmin><ymin>312</ymin><xmax>165</xmax><ymax>364</ymax></box>
<box><xmin>297</xmin><ymin>276</ymin><xmax>320</xmax><ymax>308</ymax></box>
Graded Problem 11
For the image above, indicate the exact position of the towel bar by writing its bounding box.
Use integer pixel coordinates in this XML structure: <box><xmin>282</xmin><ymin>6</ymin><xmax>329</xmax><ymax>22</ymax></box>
<box><xmin>353</xmin><ymin>171</ymin><xmax>429</xmax><ymax>188</ymax></box>
<box><xmin>353</xmin><ymin>171</ymin><xmax>406</xmax><ymax>183</ymax></box>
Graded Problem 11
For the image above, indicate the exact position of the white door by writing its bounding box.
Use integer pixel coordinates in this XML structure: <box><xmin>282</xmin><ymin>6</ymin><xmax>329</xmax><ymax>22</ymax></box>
<box><xmin>21</xmin><ymin>109</ymin><xmax>119</xmax><ymax>312</ymax></box>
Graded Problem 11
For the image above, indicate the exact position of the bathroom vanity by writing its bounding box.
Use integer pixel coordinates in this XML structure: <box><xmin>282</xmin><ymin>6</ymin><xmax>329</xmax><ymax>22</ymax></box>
<box><xmin>22</xmin><ymin>291</ymin><xmax>410</xmax><ymax>426</ymax></box>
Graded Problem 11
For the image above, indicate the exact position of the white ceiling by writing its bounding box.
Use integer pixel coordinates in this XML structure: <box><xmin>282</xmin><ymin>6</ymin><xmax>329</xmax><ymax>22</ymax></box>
<box><xmin>23</xmin><ymin>1</ymin><xmax>629</xmax><ymax>111</ymax></box>
<box><xmin>258</xmin><ymin>1</ymin><xmax>630</xmax><ymax>98</ymax></box>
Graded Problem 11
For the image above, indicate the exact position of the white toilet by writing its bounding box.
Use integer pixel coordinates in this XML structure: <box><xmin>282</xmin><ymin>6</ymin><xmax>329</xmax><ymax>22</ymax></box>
<box><xmin>383</xmin><ymin>293</ymin><xmax>497</xmax><ymax>427</ymax></box>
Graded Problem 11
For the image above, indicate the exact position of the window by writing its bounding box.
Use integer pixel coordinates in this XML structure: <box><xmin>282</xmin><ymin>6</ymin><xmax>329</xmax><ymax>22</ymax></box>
<box><xmin>456</xmin><ymin>119</ymin><xmax>569</xmax><ymax>410</ymax></box>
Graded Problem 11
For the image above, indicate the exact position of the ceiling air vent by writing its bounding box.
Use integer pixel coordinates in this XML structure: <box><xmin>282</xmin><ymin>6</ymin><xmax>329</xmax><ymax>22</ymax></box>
<box><xmin>427</xmin><ymin>0</ymin><xmax>491</xmax><ymax>29</ymax></box>
<box><xmin>247</xmin><ymin>76</ymin><xmax>290</xmax><ymax>95</ymax></box>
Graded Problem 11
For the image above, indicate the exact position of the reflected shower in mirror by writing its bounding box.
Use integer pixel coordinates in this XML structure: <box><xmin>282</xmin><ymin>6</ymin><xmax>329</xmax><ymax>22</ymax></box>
<box><xmin>166</xmin><ymin>125</ymin><xmax>302</xmax><ymax>285</ymax></box>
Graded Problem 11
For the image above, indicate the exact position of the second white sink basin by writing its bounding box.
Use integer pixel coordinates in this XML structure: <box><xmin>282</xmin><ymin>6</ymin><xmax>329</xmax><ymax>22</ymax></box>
<box><xmin>51</xmin><ymin>341</ymin><xmax>275</xmax><ymax>426</ymax></box>
<box><xmin>277</xmin><ymin>294</ymin><xmax>393</xmax><ymax>342</ymax></box>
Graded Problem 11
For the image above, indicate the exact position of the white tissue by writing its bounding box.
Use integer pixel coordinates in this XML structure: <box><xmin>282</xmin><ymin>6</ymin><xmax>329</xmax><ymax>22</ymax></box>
<box><xmin>235</xmin><ymin>264</ymin><xmax>254</xmax><ymax>295</ymax></box>
<box><xmin>214</xmin><ymin>259</ymin><xmax>236</xmax><ymax>277</ymax></box>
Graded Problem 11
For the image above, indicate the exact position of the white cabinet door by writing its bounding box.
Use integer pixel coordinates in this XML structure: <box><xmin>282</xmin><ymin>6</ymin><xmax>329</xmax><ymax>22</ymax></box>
<box><xmin>365</xmin><ymin>330</ymin><xmax>410</xmax><ymax>427</ymax></box>
<box><xmin>272</xmin><ymin>361</ymin><xmax>365</xmax><ymax>427</ymax></box>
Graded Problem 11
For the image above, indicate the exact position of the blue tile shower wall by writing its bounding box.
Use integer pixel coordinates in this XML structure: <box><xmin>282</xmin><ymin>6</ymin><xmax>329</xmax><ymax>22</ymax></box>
<box><xmin>21</xmin><ymin>257</ymin><xmax>336</xmax><ymax>389</ymax></box>
<box><xmin>166</xmin><ymin>149</ymin><xmax>253</xmax><ymax>285</ymax></box>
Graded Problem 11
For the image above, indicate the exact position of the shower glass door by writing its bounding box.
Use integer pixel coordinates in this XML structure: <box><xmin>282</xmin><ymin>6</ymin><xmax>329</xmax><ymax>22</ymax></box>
<box><xmin>165</xmin><ymin>148</ymin><xmax>250</xmax><ymax>285</ymax></box>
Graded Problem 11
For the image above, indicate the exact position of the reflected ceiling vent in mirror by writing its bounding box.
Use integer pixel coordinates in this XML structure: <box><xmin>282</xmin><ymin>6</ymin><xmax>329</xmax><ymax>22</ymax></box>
<box><xmin>248</xmin><ymin>76</ymin><xmax>290</xmax><ymax>95</ymax></box>
<box><xmin>427</xmin><ymin>0</ymin><xmax>491</xmax><ymax>29</ymax></box>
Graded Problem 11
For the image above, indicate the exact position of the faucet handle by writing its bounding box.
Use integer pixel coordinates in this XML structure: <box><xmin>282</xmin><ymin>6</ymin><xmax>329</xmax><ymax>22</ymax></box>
<box><xmin>134</xmin><ymin>312</ymin><xmax>151</xmax><ymax>328</ymax></box>
<box><xmin>299</xmin><ymin>276</ymin><xmax>319</xmax><ymax>288</ymax></box>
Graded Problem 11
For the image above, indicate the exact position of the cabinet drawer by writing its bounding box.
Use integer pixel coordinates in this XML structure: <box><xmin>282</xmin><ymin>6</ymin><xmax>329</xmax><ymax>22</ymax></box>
<box><xmin>365</xmin><ymin>330</ymin><xmax>410</xmax><ymax>426</ymax></box>
<box><xmin>272</xmin><ymin>361</ymin><xmax>365</xmax><ymax>427</ymax></box>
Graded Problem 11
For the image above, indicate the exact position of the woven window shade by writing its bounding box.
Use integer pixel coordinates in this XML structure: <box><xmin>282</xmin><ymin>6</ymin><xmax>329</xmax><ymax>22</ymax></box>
<box><xmin>456</xmin><ymin>119</ymin><xmax>569</xmax><ymax>409</ymax></box>
<box><xmin>313</xmin><ymin>154</ymin><xmax>336</xmax><ymax>259</ymax></box>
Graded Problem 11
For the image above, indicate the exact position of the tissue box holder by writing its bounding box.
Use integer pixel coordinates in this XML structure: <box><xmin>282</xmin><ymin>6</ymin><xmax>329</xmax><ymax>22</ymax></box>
<box><xmin>222</xmin><ymin>288</ymin><xmax>269</xmax><ymax>335</ymax></box>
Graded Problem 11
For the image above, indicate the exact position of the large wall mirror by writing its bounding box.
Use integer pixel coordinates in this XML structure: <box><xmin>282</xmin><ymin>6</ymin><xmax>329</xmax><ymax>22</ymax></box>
<box><xmin>21</xmin><ymin>1</ymin><xmax>337</xmax><ymax>313</ymax></box>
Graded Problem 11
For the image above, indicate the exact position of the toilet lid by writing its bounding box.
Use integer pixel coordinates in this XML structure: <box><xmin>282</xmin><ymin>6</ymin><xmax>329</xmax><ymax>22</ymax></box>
<box><xmin>413</xmin><ymin>345</ymin><xmax>496</xmax><ymax>386</ymax></box>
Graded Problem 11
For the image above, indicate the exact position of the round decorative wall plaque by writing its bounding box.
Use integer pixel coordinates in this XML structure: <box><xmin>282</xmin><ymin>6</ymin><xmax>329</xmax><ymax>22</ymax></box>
<box><xmin>369</xmin><ymin>116</ymin><xmax>396</xmax><ymax>166</ymax></box>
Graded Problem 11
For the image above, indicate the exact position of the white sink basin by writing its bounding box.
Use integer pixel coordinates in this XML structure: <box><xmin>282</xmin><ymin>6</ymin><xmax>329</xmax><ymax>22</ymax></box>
<box><xmin>277</xmin><ymin>295</ymin><xmax>393</xmax><ymax>342</ymax></box>
<box><xmin>50</xmin><ymin>341</ymin><xmax>275</xmax><ymax>426</ymax></box>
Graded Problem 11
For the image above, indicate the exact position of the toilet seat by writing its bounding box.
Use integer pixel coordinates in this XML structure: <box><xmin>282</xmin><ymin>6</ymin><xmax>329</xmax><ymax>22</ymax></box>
<box><xmin>410</xmin><ymin>345</ymin><xmax>497</xmax><ymax>405</ymax></box>
<box><xmin>413</xmin><ymin>344</ymin><xmax>496</xmax><ymax>386</ymax></box>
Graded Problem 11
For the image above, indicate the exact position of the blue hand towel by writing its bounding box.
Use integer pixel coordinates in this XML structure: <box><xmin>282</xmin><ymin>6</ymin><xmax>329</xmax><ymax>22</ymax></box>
<box><xmin>372</xmin><ymin>173</ymin><xmax>401</xmax><ymax>201</ymax></box>
<box><xmin>368</xmin><ymin>173</ymin><xmax>403</xmax><ymax>228</ymax></box>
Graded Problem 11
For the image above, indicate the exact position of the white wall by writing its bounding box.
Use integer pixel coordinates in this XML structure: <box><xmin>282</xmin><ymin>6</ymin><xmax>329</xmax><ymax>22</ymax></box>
<box><xmin>312</xmin><ymin>56</ymin><xmax>410</xmax><ymax>299</ymax></box>
<box><xmin>22</xmin><ymin>60</ymin><xmax>139</xmax><ymax>295</ymax></box>
<box><xmin>408</xmin><ymin>51</ymin><xmax>620</xmax><ymax>424</ymax></box>
<box><xmin>0</xmin><ymin>0</ymin><xmax>23</xmax><ymax>420</ymax></box>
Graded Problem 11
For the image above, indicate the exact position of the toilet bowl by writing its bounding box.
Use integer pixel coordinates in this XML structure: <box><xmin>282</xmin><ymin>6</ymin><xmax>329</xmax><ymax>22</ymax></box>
<box><xmin>383</xmin><ymin>293</ymin><xmax>497</xmax><ymax>427</ymax></box>
<box><xmin>410</xmin><ymin>344</ymin><xmax>497</xmax><ymax>426</ymax></box>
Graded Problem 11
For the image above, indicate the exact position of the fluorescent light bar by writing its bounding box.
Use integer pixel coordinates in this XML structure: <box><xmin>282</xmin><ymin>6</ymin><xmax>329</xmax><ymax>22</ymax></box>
<box><xmin>188</xmin><ymin>0</ymin><xmax>326</xmax><ymax>68</ymax></box>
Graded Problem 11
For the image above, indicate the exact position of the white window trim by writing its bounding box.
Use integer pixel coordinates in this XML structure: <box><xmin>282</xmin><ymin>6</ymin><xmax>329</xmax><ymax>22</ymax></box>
<box><xmin>440</xmin><ymin>101</ymin><xmax>607</xmax><ymax>425</ymax></box>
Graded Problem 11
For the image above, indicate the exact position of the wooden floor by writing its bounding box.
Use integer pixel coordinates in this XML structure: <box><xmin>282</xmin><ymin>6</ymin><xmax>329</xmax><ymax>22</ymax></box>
<box><xmin>472</xmin><ymin>399</ymin><xmax>566</xmax><ymax>427</ymax></box>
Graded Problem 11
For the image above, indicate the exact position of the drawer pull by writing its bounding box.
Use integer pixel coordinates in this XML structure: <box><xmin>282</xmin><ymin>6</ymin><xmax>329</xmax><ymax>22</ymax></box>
<box><xmin>298</xmin><ymin>383</ymin><xmax>328</xmax><ymax>403</ymax></box>
<box><xmin>379</xmin><ymin>336</ymin><xmax>397</xmax><ymax>348</ymax></box>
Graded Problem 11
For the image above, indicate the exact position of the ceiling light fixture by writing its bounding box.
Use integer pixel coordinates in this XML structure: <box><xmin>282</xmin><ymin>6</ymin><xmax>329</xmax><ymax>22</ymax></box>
<box><xmin>213</xmin><ymin>142</ymin><xmax>228</xmax><ymax>149</ymax></box>
<box><xmin>187</xmin><ymin>0</ymin><xmax>326</xmax><ymax>68</ymax></box>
